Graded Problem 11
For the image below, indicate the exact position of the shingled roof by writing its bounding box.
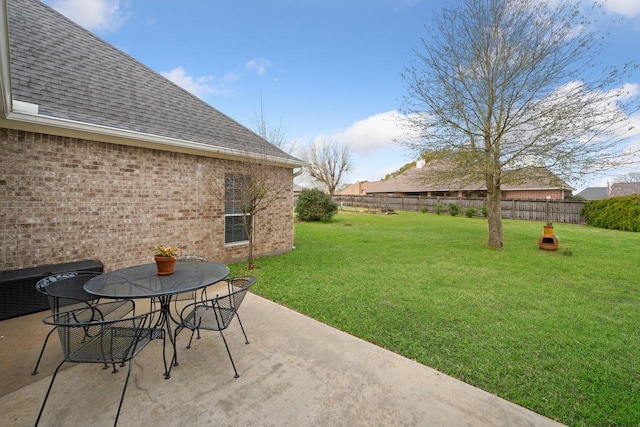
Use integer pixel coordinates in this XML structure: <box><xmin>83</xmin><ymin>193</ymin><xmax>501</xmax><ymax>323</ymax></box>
<box><xmin>575</xmin><ymin>187</ymin><xmax>608</xmax><ymax>200</ymax></box>
<box><xmin>610</xmin><ymin>182</ymin><xmax>640</xmax><ymax>197</ymax></box>
<box><xmin>1</xmin><ymin>0</ymin><xmax>302</xmax><ymax>167</ymax></box>
<box><xmin>362</xmin><ymin>163</ymin><xmax>574</xmax><ymax>194</ymax></box>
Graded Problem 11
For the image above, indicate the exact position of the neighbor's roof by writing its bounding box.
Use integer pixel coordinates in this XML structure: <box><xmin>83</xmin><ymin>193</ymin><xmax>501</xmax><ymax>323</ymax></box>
<box><xmin>0</xmin><ymin>0</ymin><xmax>303</xmax><ymax>168</ymax></box>
<box><xmin>575</xmin><ymin>187</ymin><xmax>608</xmax><ymax>200</ymax></box>
<box><xmin>365</xmin><ymin>164</ymin><xmax>575</xmax><ymax>194</ymax></box>
<box><xmin>338</xmin><ymin>181</ymin><xmax>382</xmax><ymax>195</ymax></box>
<box><xmin>609</xmin><ymin>182</ymin><xmax>640</xmax><ymax>197</ymax></box>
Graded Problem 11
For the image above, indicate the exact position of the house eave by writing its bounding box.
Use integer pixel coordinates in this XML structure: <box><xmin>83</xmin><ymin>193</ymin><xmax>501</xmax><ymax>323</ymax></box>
<box><xmin>1</xmin><ymin>110</ymin><xmax>306</xmax><ymax>169</ymax></box>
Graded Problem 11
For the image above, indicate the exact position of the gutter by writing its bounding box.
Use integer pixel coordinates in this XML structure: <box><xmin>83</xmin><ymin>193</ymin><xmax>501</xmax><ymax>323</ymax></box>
<box><xmin>0</xmin><ymin>0</ymin><xmax>12</xmax><ymax>117</ymax></box>
<box><xmin>0</xmin><ymin>108</ymin><xmax>306</xmax><ymax>168</ymax></box>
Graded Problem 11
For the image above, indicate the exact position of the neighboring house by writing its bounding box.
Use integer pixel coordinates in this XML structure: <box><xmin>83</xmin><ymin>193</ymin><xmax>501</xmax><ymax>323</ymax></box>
<box><xmin>338</xmin><ymin>181</ymin><xmax>380</xmax><ymax>195</ymax></box>
<box><xmin>609</xmin><ymin>182</ymin><xmax>640</xmax><ymax>197</ymax></box>
<box><xmin>0</xmin><ymin>0</ymin><xmax>304</xmax><ymax>271</ymax></box>
<box><xmin>348</xmin><ymin>160</ymin><xmax>574</xmax><ymax>200</ymax></box>
<box><xmin>575</xmin><ymin>187</ymin><xmax>608</xmax><ymax>200</ymax></box>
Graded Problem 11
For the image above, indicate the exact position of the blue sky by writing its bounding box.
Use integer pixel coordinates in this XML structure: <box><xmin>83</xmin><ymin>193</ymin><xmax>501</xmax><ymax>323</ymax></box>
<box><xmin>42</xmin><ymin>0</ymin><xmax>640</xmax><ymax>191</ymax></box>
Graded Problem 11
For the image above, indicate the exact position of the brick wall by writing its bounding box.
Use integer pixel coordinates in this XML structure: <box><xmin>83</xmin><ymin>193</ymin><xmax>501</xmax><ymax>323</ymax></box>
<box><xmin>0</xmin><ymin>128</ymin><xmax>294</xmax><ymax>271</ymax></box>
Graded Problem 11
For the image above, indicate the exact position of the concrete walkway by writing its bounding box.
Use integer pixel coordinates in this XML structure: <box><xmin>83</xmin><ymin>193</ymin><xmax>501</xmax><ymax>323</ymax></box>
<box><xmin>0</xmin><ymin>293</ymin><xmax>564</xmax><ymax>426</ymax></box>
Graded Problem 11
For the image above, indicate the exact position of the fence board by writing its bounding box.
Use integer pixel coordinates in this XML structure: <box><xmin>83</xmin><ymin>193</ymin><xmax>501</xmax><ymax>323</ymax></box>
<box><xmin>332</xmin><ymin>195</ymin><xmax>585</xmax><ymax>224</ymax></box>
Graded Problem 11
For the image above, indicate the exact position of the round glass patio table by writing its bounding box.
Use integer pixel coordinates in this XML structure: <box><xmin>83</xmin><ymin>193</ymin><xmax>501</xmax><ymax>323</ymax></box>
<box><xmin>84</xmin><ymin>262</ymin><xmax>230</xmax><ymax>378</ymax></box>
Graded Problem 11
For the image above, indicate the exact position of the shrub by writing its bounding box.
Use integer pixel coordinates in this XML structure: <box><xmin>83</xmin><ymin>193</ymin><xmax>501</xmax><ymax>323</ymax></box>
<box><xmin>435</xmin><ymin>203</ymin><xmax>444</xmax><ymax>215</ymax></box>
<box><xmin>464</xmin><ymin>207</ymin><xmax>477</xmax><ymax>218</ymax></box>
<box><xmin>421</xmin><ymin>206</ymin><xmax>429</xmax><ymax>214</ymax></box>
<box><xmin>295</xmin><ymin>188</ymin><xmax>338</xmax><ymax>221</ymax></box>
<box><xmin>448</xmin><ymin>203</ymin><xmax>459</xmax><ymax>216</ymax></box>
<box><xmin>581</xmin><ymin>195</ymin><xmax>640</xmax><ymax>232</ymax></box>
<box><xmin>479</xmin><ymin>205</ymin><xmax>488</xmax><ymax>217</ymax></box>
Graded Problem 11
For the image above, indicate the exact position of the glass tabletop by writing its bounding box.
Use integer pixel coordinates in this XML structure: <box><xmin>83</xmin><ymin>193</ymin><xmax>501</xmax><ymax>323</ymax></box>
<box><xmin>84</xmin><ymin>262</ymin><xmax>230</xmax><ymax>299</ymax></box>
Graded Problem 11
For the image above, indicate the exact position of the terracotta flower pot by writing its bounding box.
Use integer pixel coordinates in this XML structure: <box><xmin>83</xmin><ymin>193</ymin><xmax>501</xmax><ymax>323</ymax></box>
<box><xmin>154</xmin><ymin>256</ymin><xmax>177</xmax><ymax>275</ymax></box>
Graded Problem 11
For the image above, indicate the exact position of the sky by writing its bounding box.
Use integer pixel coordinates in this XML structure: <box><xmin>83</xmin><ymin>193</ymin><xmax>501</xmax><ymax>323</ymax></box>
<box><xmin>41</xmin><ymin>0</ymin><xmax>640</xmax><ymax>192</ymax></box>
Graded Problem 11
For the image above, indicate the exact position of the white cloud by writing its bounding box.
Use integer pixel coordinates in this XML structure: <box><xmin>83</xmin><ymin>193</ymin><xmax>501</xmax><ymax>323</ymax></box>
<box><xmin>603</xmin><ymin>0</ymin><xmax>640</xmax><ymax>17</ymax></box>
<box><xmin>246</xmin><ymin>57</ymin><xmax>272</xmax><ymax>76</ymax></box>
<box><xmin>323</xmin><ymin>111</ymin><xmax>413</xmax><ymax>156</ymax></box>
<box><xmin>160</xmin><ymin>66</ymin><xmax>237</xmax><ymax>99</ymax></box>
<box><xmin>45</xmin><ymin>0</ymin><xmax>127</xmax><ymax>31</ymax></box>
<box><xmin>304</xmin><ymin>111</ymin><xmax>418</xmax><ymax>183</ymax></box>
<box><xmin>549</xmin><ymin>0</ymin><xmax>640</xmax><ymax>18</ymax></box>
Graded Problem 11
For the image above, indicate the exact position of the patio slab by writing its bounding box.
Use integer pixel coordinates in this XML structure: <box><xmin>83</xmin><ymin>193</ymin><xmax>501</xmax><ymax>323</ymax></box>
<box><xmin>0</xmin><ymin>293</ymin><xmax>564</xmax><ymax>426</ymax></box>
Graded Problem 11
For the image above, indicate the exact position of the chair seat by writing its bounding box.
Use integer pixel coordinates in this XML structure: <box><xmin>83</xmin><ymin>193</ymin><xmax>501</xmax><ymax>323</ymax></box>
<box><xmin>68</xmin><ymin>330</ymin><xmax>139</xmax><ymax>363</ymax></box>
<box><xmin>181</xmin><ymin>305</ymin><xmax>235</xmax><ymax>332</ymax></box>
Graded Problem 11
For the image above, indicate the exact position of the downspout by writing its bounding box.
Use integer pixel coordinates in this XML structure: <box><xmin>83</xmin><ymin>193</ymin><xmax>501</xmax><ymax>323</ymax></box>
<box><xmin>0</xmin><ymin>0</ymin><xmax>12</xmax><ymax>118</ymax></box>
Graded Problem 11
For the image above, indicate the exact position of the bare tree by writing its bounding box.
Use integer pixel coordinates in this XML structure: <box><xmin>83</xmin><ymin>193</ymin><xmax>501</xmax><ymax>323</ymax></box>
<box><xmin>401</xmin><ymin>0</ymin><xmax>639</xmax><ymax>248</ymax></box>
<box><xmin>301</xmin><ymin>138</ymin><xmax>354</xmax><ymax>194</ymax></box>
<box><xmin>217</xmin><ymin>155</ymin><xmax>288</xmax><ymax>270</ymax></box>
<box><xmin>248</xmin><ymin>97</ymin><xmax>296</xmax><ymax>154</ymax></box>
<box><xmin>212</xmin><ymin>120</ymin><xmax>295</xmax><ymax>269</ymax></box>
<box><xmin>615</xmin><ymin>172</ymin><xmax>640</xmax><ymax>183</ymax></box>
<box><xmin>210</xmin><ymin>98</ymin><xmax>305</xmax><ymax>269</ymax></box>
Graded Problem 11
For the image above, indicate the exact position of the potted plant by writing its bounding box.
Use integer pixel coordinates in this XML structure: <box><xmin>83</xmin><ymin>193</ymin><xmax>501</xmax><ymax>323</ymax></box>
<box><xmin>153</xmin><ymin>245</ymin><xmax>180</xmax><ymax>275</ymax></box>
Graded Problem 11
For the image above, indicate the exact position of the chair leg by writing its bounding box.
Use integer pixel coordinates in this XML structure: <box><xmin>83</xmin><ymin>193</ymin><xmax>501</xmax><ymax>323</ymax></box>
<box><xmin>218</xmin><ymin>330</ymin><xmax>239</xmax><ymax>378</ymax></box>
<box><xmin>35</xmin><ymin>360</ymin><xmax>65</xmax><ymax>426</ymax></box>
<box><xmin>172</xmin><ymin>327</ymin><xmax>182</xmax><ymax>367</ymax></box>
<box><xmin>235</xmin><ymin>313</ymin><xmax>250</xmax><ymax>345</ymax></box>
<box><xmin>186</xmin><ymin>328</ymin><xmax>197</xmax><ymax>349</ymax></box>
<box><xmin>114</xmin><ymin>361</ymin><xmax>133</xmax><ymax>427</ymax></box>
<box><xmin>162</xmin><ymin>332</ymin><xmax>170</xmax><ymax>380</ymax></box>
<box><xmin>32</xmin><ymin>327</ymin><xmax>56</xmax><ymax>375</ymax></box>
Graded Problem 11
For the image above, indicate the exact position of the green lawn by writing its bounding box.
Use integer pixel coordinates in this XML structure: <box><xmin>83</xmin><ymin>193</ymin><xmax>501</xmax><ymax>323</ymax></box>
<box><xmin>230</xmin><ymin>210</ymin><xmax>640</xmax><ymax>426</ymax></box>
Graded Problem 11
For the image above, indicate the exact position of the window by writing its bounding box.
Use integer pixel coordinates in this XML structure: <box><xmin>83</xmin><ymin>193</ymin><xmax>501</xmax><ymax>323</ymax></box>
<box><xmin>224</xmin><ymin>174</ymin><xmax>252</xmax><ymax>244</ymax></box>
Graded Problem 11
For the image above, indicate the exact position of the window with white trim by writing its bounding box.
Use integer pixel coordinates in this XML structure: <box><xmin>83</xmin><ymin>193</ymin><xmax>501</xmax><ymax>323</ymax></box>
<box><xmin>224</xmin><ymin>174</ymin><xmax>251</xmax><ymax>244</ymax></box>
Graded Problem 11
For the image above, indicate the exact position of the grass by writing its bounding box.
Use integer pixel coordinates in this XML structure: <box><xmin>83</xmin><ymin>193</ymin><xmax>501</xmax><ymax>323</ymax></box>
<box><xmin>230</xmin><ymin>210</ymin><xmax>640</xmax><ymax>426</ymax></box>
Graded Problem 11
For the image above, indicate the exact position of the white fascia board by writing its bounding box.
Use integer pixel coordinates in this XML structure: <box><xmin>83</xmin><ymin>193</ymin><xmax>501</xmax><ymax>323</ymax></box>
<box><xmin>3</xmin><ymin>109</ymin><xmax>306</xmax><ymax>169</ymax></box>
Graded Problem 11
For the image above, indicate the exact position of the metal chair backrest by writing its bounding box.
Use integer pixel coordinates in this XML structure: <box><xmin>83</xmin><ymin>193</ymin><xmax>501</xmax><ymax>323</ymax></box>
<box><xmin>177</xmin><ymin>253</ymin><xmax>208</xmax><ymax>262</ymax></box>
<box><xmin>183</xmin><ymin>276</ymin><xmax>256</xmax><ymax>331</ymax></box>
<box><xmin>215</xmin><ymin>276</ymin><xmax>256</xmax><ymax>328</ymax></box>
<box><xmin>43</xmin><ymin>307</ymin><xmax>160</xmax><ymax>364</ymax></box>
<box><xmin>35</xmin><ymin>271</ymin><xmax>101</xmax><ymax>313</ymax></box>
<box><xmin>172</xmin><ymin>254</ymin><xmax>210</xmax><ymax>302</ymax></box>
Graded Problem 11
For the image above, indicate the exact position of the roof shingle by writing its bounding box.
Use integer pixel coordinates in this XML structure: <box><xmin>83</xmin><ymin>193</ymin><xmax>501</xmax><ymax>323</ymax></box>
<box><xmin>6</xmin><ymin>0</ymin><xmax>299</xmax><ymax>164</ymax></box>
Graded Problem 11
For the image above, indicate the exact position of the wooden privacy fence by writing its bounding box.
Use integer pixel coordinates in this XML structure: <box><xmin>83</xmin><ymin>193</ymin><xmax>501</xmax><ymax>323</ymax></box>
<box><xmin>332</xmin><ymin>195</ymin><xmax>586</xmax><ymax>224</ymax></box>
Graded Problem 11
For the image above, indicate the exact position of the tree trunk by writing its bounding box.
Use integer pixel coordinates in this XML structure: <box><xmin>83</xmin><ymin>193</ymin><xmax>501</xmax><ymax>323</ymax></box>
<box><xmin>486</xmin><ymin>187</ymin><xmax>503</xmax><ymax>248</ymax></box>
<box><xmin>247</xmin><ymin>239</ymin><xmax>254</xmax><ymax>270</ymax></box>
<box><xmin>244</xmin><ymin>213</ymin><xmax>255</xmax><ymax>270</ymax></box>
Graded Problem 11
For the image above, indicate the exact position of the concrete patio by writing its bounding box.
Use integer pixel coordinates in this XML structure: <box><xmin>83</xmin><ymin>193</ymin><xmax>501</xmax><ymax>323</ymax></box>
<box><xmin>0</xmin><ymin>293</ymin><xmax>564</xmax><ymax>426</ymax></box>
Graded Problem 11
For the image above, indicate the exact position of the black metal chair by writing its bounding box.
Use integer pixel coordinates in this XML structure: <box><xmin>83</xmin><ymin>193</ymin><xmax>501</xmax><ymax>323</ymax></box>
<box><xmin>175</xmin><ymin>276</ymin><xmax>255</xmax><ymax>378</ymax></box>
<box><xmin>35</xmin><ymin>307</ymin><xmax>164</xmax><ymax>427</ymax></box>
<box><xmin>32</xmin><ymin>271</ymin><xmax>135</xmax><ymax>375</ymax></box>
<box><xmin>175</xmin><ymin>253</ymin><xmax>209</xmax><ymax>302</ymax></box>
<box><xmin>150</xmin><ymin>254</ymin><xmax>210</xmax><ymax>319</ymax></box>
